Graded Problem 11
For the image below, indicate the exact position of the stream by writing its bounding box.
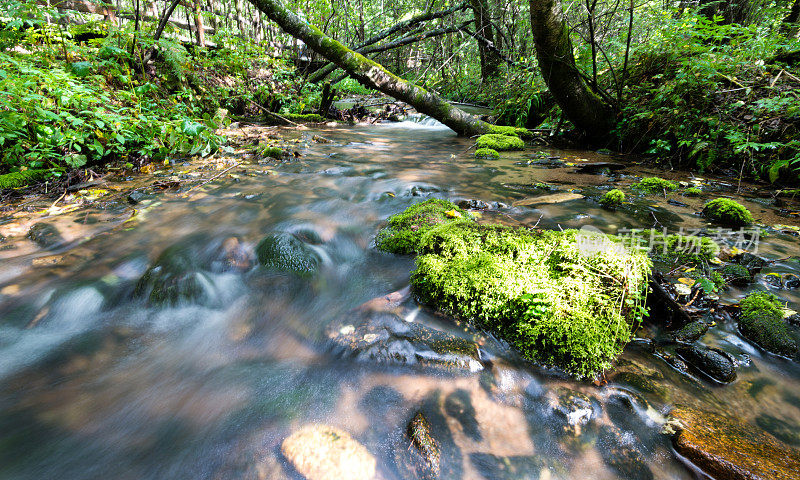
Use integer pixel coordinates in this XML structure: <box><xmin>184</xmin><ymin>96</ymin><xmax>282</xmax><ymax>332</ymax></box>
<box><xmin>1</xmin><ymin>118</ymin><xmax>800</xmax><ymax>479</ymax></box>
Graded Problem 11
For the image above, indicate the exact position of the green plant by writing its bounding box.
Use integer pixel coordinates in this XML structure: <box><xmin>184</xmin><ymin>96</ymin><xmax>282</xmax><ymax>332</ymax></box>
<box><xmin>599</xmin><ymin>189</ymin><xmax>625</xmax><ymax>207</ymax></box>
<box><xmin>409</xmin><ymin>221</ymin><xmax>651</xmax><ymax>378</ymax></box>
<box><xmin>475</xmin><ymin>148</ymin><xmax>500</xmax><ymax>159</ymax></box>
<box><xmin>475</xmin><ymin>134</ymin><xmax>525</xmax><ymax>151</ymax></box>
<box><xmin>703</xmin><ymin>198</ymin><xmax>753</xmax><ymax>226</ymax></box>
<box><xmin>632</xmin><ymin>177</ymin><xmax>678</xmax><ymax>194</ymax></box>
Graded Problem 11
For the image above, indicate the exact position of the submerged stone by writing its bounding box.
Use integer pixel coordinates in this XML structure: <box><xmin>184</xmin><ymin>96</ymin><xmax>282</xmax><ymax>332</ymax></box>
<box><xmin>281</xmin><ymin>425</ymin><xmax>376</xmax><ymax>480</ymax></box>
<box><xmin>395</xmin><ymin>412</ymin><xmax>441</xmax><ymax>480</ymax></box>
<box><xmin>670</xmin><ymin>407</ymin><xmax>800</xmax><ymax>480</ymax></box>
<box><xmin>327</xmin><ymin>313</ymin><xmax>483</xmax><ymax>372</ymax></box>
<box><xmin>256</xmin><ymin>232</ymin><xmax>320</xmax><ymax>277</ymax></box>
<box><xmin>598</xmin><ymin>425</ymin><xmax>654</xmax><ymax>480</ymax></box>
<box><xmin>675</xmin><ymin>345</ymin><xmax>737</xmax><ymax>384</ymax></box>
<box><xmin>409</xmin><ymin>220</ymin><xmax>651</xmax><ymax>377</ymax></box>
<box><xmin>755</xmin><ymin>414</ymin><xmax>800</xmax><ymax>446</ymax></box>
<box><xmin>134</xmin><ymin>244</ymin><xmax>213</xmax><ymax>306</ymax></box>
<box><xmin>27</xmin><ymin>223</ymin><xmax>65</xmax><ymax>249</ymax></box>
<box><xmin>738</xmin><ymin>291</ymin><xmax>797</xmax><ymax>358</ymax></box>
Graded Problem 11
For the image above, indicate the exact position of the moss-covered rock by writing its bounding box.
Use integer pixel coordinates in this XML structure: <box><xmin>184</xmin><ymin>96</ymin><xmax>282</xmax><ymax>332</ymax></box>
<box><xmin>134</xmin><ymin>244</ymin><xmax>213</xmax><ymax>306</ymax></box>
<box><xmin>474</xmin><ymin>148</ymin><xmax>500</xmax><ymax>159</ymax></box>
<box><xmin>721</xmin><ymin>264</ymin><xmax>752</xmax><ymax>286</ymax></box>
<box><xmin>410</xmin><ymin>221</ymin><xmax>651</xmax><ymax>377</ymax></box>
<box><xmin>738</xmin><ymin>291</ymin><xmax>797</xmax><ymax>357</ymax></box>
<box><xmin>644</xmin><ymin>229</ymin><xmax>720</xmax><ymax>269</ymax></box>
<box><xmin>632</xmin><ymin>177</ymin><xmax>678</xmax><ymax>194</ymax></box>
<box><xmin>261</xmin><ymin>146</ymin><xmax>284</xmax><ymax>159</ymax></box>
<box><xmin>256</xmin><ymin>233</ymin><xmax>321</xmax><ymax>277</ymax></box>
<box><xmin>702</xmin><ymin>198</ymin><xmax>753</xmax><ymax>226</ymax></box>
<box><xmin>375</xmin><ymin>199</ymin><xmax>469</xmax><ymax>254</ymax></box>
<box><xmin>675</xmin><ymin>345</ymin><xmax>737</xmax><ymax>383</ymax></box>
<box><xmin>671</xmin><ymin>320</ymin><xmax>709</xmax><ymax>343</ymax></box>
<box><xmin>599</xmin><ymin>189</ymin><xmax>625</xmax><ymax>208</ymax></box>
<box><xmin>475</xmin><ymin>134</ymin><xmax>525</xmax><ymax>151</ymax></box>
<box><xmin>684</xmin><ymin>187</ymin><xmax>702</xmax><ymax>197</ymax></box>
<box><xmin>488</xmin><ymin>125</ymin><xmax>535</xmax><ymax>139</ymax></box>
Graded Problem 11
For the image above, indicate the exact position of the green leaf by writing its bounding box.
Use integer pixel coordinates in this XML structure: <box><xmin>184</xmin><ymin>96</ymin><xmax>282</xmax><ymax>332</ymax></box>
<box><xmin>68</xmin><ymin>61</ymin><xmax>93</xmax><ymax>78</ymax></box>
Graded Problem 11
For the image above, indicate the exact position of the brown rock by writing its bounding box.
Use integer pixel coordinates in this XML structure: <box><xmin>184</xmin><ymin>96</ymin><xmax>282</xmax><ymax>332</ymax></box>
<box><xmin>671</xmin><ymin>407</ymin><xmax>800</xmax><ymax>480</ymax></box>
<box><xmin>281</xmin><ymin>425</ymin><xmax>376</xmax><ymax>480</ymax></box>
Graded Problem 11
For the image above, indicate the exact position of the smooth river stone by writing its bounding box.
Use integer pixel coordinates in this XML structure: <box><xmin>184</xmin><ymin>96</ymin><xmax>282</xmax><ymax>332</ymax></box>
<box><xmin>670</xmin><ymin>406</ymin><xmax>800</xmax><ymax>480</ymax></box>
<box><xmin>281</xmin><ymin>425</ymin><xmax>376</xmax><ymax>480</ymax></box>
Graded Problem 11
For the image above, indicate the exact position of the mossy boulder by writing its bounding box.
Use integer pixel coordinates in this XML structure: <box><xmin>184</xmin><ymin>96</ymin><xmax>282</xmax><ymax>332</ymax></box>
<box><xmin>675</xmin><ymin>345</ymin><xmax>737</xmax><ymax>383</ymax></box>
<box><xmin>134</xmin><ymin>244</ymin><xmax>213</xmax><ymax>306</ymax></box>
<box><xmin>261</xmin><ymin>146</ymin><xmax>284</xmax><ymax>159</ymax></box>
<box><xmin>702</xmin><ymin>198</ymin><xmax>753</xmax><ymax>227</ymax></box>
<box><xmin>670</xmin><ymin>406</ymin><xmax>800</xmax><ymax>480</ymax></box>
<box><xmin>684</xmin><ymin>187</ymin><xmax>702</xmax><ymax>197</ymax></box>
<box><xmin>475</xmin><ymin>134</ymin><xmax>525</xmax><ymax>151</ymax></box>
<box><xmin>474</xmin><ymin>148</ymin><xmax>500</xmax><ymax>159</ymax></box>
<box><xmin>721</xmin><ymin>264</ymin><xmax>752</xmax><ymax>286</ymax></box>
<box><xmin>375</xmin><ymin>199</ymin><xmax>468</xmax><ymax>254</ymax></box>
<box><xmin>488</xmin><ymin>125</ymin><xmax>535</xmax><ymax>139</ymax></box>
<box><xmin>632</xmin><ymin>177</ymin><xmax>678</xmax><ymax>194</ymax></box>
<box><xmin>256</xmin><ymin>233</ymin><xmax>321</xmax><ymax>277</ymax></box>
<box><xmin>738</xmin><ymin>291</ymin><xmax>797</xmax><ymax>357</ymax></box>
<box><xmin>599</xmin><ymin>189</ymin><xmax>625</xmax><ymax>208</ymax></box>
<box><xmin>410</xmin><ymin>221</ymin><xmax>651</xmax><ymax>378</ymax></box>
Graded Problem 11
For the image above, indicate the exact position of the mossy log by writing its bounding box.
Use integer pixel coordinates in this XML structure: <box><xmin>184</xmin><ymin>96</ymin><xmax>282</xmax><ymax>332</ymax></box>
<box><xmin>247</xmin><ymin>0</ymin><xmax>489</xmax><ymax>136</ymax></box>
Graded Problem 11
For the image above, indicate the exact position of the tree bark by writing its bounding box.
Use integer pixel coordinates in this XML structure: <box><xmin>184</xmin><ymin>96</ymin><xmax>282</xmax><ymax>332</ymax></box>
<box><xmin>469</xmin><ymin>0</ymin><xmax>502</xmax><ymax>79</ymax></box>
<box><xmin>247</xmin><ymin>0</ymin><xmax>488</xmax><ymax>136</ymax></box>
<box><xmin>529</xmin><ymin>0</ymin><xmax>614</xmax><ymax>139</ymax></box>
<box><xmin>782</xmin><ymin>0</ymin><xmax>800</xmax><ymax>36</ymax></box>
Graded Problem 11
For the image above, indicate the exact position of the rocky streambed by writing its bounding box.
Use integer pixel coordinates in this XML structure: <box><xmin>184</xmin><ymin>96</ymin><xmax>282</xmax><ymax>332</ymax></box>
<box><xmin>1</xmin><ymin>118</ymin><xmax>800</xmax><ymax>479</ymax></box>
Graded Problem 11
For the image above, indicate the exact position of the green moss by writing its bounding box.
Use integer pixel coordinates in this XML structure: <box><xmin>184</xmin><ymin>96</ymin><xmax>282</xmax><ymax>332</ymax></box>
<box><xmin>632</xmin><ymin>177</ymin><xmax>679</xmax><ymax>194</ymax></box>
<box><xmin>599</xmin><ymin>189</ymin><xmax>625</xmax><ymax>207</ymax></box>
<box><xmin>261</xmin><ymin>146</ymin><xmax>284</xmax><ymax>159</ymax></box>
<box><xmin>721</xmin><ymin>264</ymin><xmax>752</xmax><ymax>286</ymax></box>
<box><xmin>644</xmin><ymin>230</ymin><xmax>720</xmax><ymax>269</ymax></box>
<box><xmin>410</xmin><ymin>221</ymin><xmax>651</xmax><ymax>378</ymax></box>
<box><xmin>488</xmin><ymin>125</ymin><xmax>535</xmax><ymax>139</ymax></box>
<box><xmin>739</xmin><ymin>291</ymin><xmax>797</xmax><ymax>357</ymax></box>
<box><xmin>684</xmin><ymin>187</ymin><xmax>702</xmax><ymax>197</ymax></box>
<box><xmin>475</xmin><ymin>148</ymin><xmax>500</xmax><ymax>159</ymax></box>
<box><xmin>0</xmin><ymin>169</ymin><xmax>52</xmax><ymax>189</ymax></box>
<box><xmin>475</xmin><ymin>134</ymin><xmax>525</xmax><ymax>151</ymax></box>
<box><xmin>375</xmin><ymin>199</ymin><xmax>470</xmax><ymax>254</ymax></box>
<box><xmin>283</xmin><ymin>113</ymin><xmax>324</xmax><ymax>123</ymax></box>
<box><xmin>703</xmin><ymin>198</ymin><xmax>753</xmax><ymax>227</ymax></box>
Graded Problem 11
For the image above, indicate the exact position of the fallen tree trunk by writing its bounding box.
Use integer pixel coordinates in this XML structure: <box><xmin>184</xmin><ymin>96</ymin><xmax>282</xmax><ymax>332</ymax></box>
<box><xmin>308</xmin><ymin>3</ymin><xmax>468</xmax><ymax>83</ymax></box>
<box><xmin>529</xmin><ymin>0</ymin><xmax>614</xmax><ymax>139</ymax></box>
<box><xmin>247</xmin><ymin>0</ymin><xmax>489</xmax><ymax>136</ymax></box>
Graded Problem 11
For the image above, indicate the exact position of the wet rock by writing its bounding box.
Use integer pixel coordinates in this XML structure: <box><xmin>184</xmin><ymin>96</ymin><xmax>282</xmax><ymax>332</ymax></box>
<box><xmin>550</xmin><ymin>387</ymin><xmax>596</xmax><ymax>436</ymax></box>
<box><xmin>670</xmin><ymin>406</ymin><xmax>800</xmax><ymax>480</ymax></box>
<box><xmin>256</xmin><ymin>233</ymin><xmax>320</xmax><ymax>277</ymax></box>
<box><xmin>512</xmin><ymin>192</ymin><xmax>583</xmax><ymax>207</ymax></box>
<box><xmin>671</xmin><ymin>320</ymin><xmax>709</xmax><ymax>343</ymax></box>
<box><xmin>738</xmin><ymin>291</ymin><xmax>798</xmax><ymax>358</ymax></box>
<box><xmin>327</xmin><ymin>313</ymin><xmax>482</xmax><ymax>372</ymax></box>
<box><xmin>469</xmin><ymin>454</ymin><xmax>549</xmax><ymax>480</ymax></box>
<box><xmin>675</xmin><ymin>345</ymin><xmax>737</xmax><ymax>383</ymax></box>
<box><xmin>755</xmin><ymin>414</ymin><xmax>800</xmax><ymax>446</ymax></box>
<box><xmin>27</xmin><ymin>222</ymin><xmax>65</xmax><ymax>249</ymax></box>
<box><xmin>574</xmin><ymin>162</ymin><xmax>625</xmax><ymax>174</ymax></box>
<box><xmin>395</xmin><ymin>412</ymin><xmax>440</xmax><ymax>480</ymax></box>
<box><xmin>784</xmin><ymin>273</ymin><xmax>800</xmax><ymax>289</ymax></box>
<box><xmin>126</xmin><ymin>190</ymin><xmax>155</xmax><ymax>204</ymax></box>
<box><xmin>608</xmin><ymin>360</ymin><xmax>668</xmax><ymax>399</ymax></box>
<box><xmin>764</xmin><ymin>272</ymin><xmax>784</xmax><ymax>288</ymax></box>
<box><xmin>736</xmin><ymin>252</ymin><xmax>767</xmax><ymax>272</ymax></box>
<box><xmin>281</xmin><ymin>425</ymin><xmax>376</xmax><ymax>480</ymax></box>
<box><xmin>444</xmin><ymin>389</ymin><xmax>481</xmax><ymax>441</ymax></box>
<box><xmin>456</xmin><ymin>199</ymin><xmax>489</xmax><ymax>210</ymax></box>
<box><xmin>135</xmin><ymin>248</ymin><xmax>213</xmax><ymax>306</ymax></box>
<box><xmin>598</xmin><ymin>425</ymin><xmax>653</xmax><ymax>480</ymax></box>
<box><xmin>216</xmin><ymin>237</ymin><xmax>253</xmax><ymax>272</ymax></box>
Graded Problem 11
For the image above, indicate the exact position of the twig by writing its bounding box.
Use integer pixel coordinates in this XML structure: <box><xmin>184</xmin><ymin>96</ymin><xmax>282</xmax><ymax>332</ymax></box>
<box><xmin>180</xmin><ymin>163</ymin><xmax>240</xmax><ymax>197</ymax></box>
<box><xmin>245</xmin><ymin>99</ymin><xmax>300</xmax><ymax>126</ymax></box>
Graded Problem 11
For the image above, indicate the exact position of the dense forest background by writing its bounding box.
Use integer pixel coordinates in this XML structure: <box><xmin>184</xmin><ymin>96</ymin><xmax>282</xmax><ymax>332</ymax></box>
<box><xmin>1</xmin><ymin>0</ymin><xmax>799</xmax><ymax>189</ymax></box>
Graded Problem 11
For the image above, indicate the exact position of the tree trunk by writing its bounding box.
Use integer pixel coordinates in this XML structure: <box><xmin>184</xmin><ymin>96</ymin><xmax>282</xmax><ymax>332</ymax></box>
<box><xmin>782</xmin><ymin>0</ymin><xmax>800</xmax><ymax>36</ymax></box>
<box><xmin>193</xmin><ymin>0</ymin><xmax>205</xmax><ymax>46</ymax></box>
<box><xmin>529</xmin><ymin>0</ymin><xmax>614</xmax><ymax>139</ymax></box>
<box><xmin>469</xmin><ymin>0</ymin><xmax>502</xmax><ymax>79</ymax></box>
<box><xmin>247</xmin><ymin>0</ymin><xmax>488</xmax><ymax>136</ymax></box>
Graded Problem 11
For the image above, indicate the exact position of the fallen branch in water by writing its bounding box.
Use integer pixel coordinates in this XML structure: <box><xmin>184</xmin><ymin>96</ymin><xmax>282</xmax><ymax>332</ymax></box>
<box><xmin>180</xmin><ymin>163</ymin><xmax>241</xmax><ymax>197</ymax></box>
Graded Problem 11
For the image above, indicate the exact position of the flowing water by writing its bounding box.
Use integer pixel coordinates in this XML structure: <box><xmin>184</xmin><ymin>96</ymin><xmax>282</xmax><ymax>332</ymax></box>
<box><xmin>1</xmin><ymin>118</ymin><xmax>800</xmax><ymax>480</ymax></box>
